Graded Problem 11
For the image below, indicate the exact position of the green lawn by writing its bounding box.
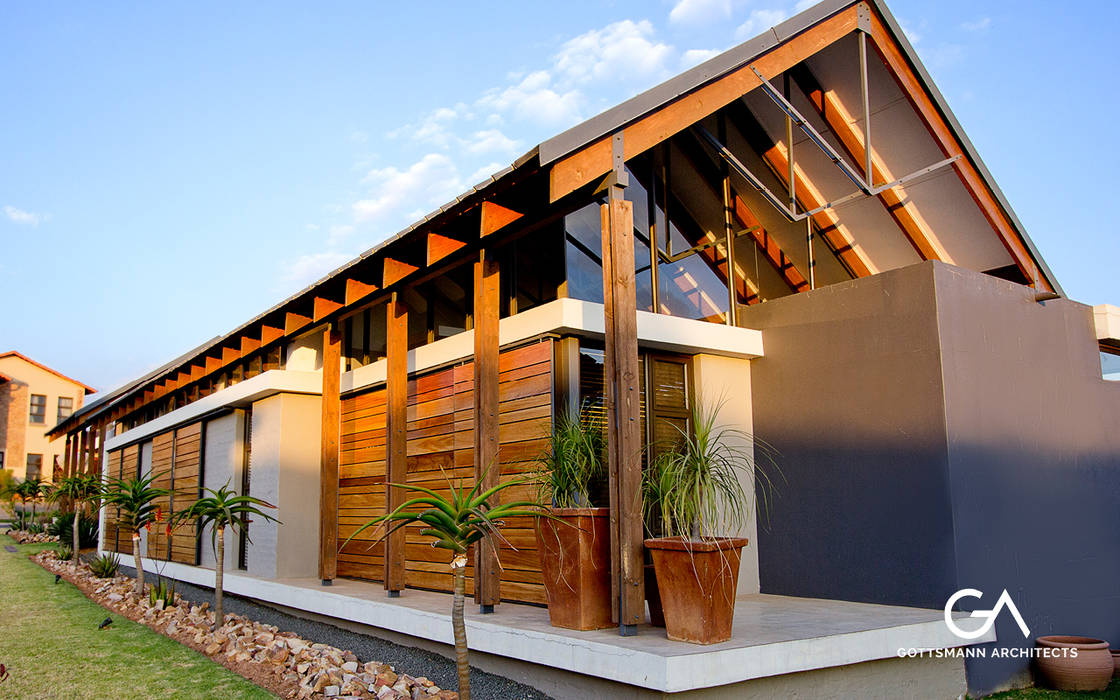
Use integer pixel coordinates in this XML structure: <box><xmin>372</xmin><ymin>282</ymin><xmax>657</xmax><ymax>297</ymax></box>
<box><xmin>0</xmin><ymin>535</ymin><xmax>274</xmax><ymax>699</ymax></box>
<box><xmin>984</xmin><ymin>680</ymin><xmax>1119</xmax><ymax>699</ymax></box>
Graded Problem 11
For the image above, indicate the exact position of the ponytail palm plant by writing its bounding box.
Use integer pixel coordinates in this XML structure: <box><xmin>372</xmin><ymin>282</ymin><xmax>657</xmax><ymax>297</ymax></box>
<box><xmin>100</xmin><ymin>473</ymin><xmax>169</xmax><ymax>595</ymax></box>
<box><xmin>344</xmin><ymin>471</ymin><xmax>546</xmax><ymax>700</ymax></box>
<box><xmin>537</xmin><ymin>403</ymin><xmax>606</xmax><ymax>508</ymax></box>
<box><xmin>171</xmin><ymin>484</ymin><xmax>278</xmax><ymax>630</ymax></box>
<box><xmin>50</xmin><ymin>474</ymin><xmax>100</xmax><ymax>564</ymax></box>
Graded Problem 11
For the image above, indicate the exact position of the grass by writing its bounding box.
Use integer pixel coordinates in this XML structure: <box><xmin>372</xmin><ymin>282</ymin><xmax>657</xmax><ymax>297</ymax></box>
<box><xmin>984</xmin><ymin>680</ymin><xmax>1120</xmax><ymax>699</ymax></box>
<box><xmin>0</xmin><ymin>535</ymin><xmax>274</xmax><ymax>699</ymax></box>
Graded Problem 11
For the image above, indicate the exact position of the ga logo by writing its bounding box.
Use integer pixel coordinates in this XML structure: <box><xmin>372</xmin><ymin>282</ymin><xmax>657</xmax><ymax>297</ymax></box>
<box><xmin>944</xmin><ymin>589</ymin><xmax>1030</xmax><ymax>640</ymax></box>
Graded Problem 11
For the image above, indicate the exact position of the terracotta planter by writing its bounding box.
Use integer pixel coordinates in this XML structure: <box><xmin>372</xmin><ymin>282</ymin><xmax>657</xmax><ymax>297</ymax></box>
<box><xmin>644</xmin><ymin>536</ymin><xmax>747</xmax><ymax>644</ymax></box>
<box><xmin>1111</xmin><ymin>649</ymin><xmax>1120</xmax><ymax>678</ymax></box>
<box><xmin>1035</xmin><ymin>636</ymin><xmax>1113</xmax><ymax>691</ymax></box>
<box><xmin>644</xmin><ymin>563</ymin><xmax>665</xmax><ymax>627</ymax></box>
<box><xmin>535</xmin><ymin>507</ymin><xmax>612</xmax><ymax>630</ymax></box>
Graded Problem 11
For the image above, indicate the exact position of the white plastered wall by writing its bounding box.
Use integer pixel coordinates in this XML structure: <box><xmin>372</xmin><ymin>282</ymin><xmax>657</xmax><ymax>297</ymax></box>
<box><xmin>247</xmin><ymin>393</ymin><xmax>321</xmax><ymax>579</ymax></box>
<box><xmin>691</xmin><ymin>353</ymin><xmax>759</xmax><ymax>594</ymax></box>
<box><xmin>200</xmin><ymin>411</ymin><xmax>245</xmax><ymax>571</ymax></box>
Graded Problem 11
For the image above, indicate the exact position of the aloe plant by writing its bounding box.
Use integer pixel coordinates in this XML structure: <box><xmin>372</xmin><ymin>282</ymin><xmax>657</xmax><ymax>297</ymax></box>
<box><xmin>344</xmin><ymin>470</ymin><xmax>546</xmax><ymax>700</ymax></box>
<box><xmin>644</xmin><ymin>399</ymin><xmax>781</xmax><ymax>540</ymax></box>
<box><xmin>171</xmin><ymin>484</ymin><xmax>278</xmax><ymax>630</ymax></box>
<box><xmin>99</xmin><ymin>473</ymin><xmax>169</xmax><ymax>595</ymax></box>
<box><xmin>49</xmin><ymin>474</ymin><xmax>100</xmax><ymax>564</ymax></box>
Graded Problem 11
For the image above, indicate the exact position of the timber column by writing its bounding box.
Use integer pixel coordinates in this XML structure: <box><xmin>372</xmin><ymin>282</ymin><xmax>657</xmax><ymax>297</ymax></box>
<box><xmin>473</xmin><ymin>248</ymin><xmax>501</xmax><ymax>612</ymax></box>
<box><xmin>385</xmin><ymin>291</ymin><xmax>408</xmax><ymax>596</ymax></box>
<box><xmin>319</xmin><ymin>326</ymin><xmax>341</xmax><ymax>584</ymax></box>
<box><xmin>600</xmin><ymin>132</ymin><xmax>644</xmax><ymax>635</ymax></box>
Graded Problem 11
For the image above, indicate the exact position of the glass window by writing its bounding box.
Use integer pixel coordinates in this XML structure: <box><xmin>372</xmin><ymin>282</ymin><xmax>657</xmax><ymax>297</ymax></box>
<box><xmin>57</xmin><ymin>396</ymin><xmax>74</xmax><ymax>423</ymax></box>
<box><xmin>1101</xmin><ymin>348</ymin><xmax>1120</xmax><ymax>381</ymax></box>
<box><xmin>26</xmin><ymin>454</ymin><xmax>42</xmax><ymax>480</ymax></box>
<box><xmin>29</xmin><ymin>394</ymin><xmax>46</xmax><ymax>424</ymax></box>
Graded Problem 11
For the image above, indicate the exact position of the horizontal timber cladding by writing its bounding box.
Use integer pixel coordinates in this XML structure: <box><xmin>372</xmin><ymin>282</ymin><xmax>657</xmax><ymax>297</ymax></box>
<box><xmin>339</xmin><ymin>338</ymin><xmax>553</xmax><ymax>605</ymax></box>
<box><xmin>103</xmin><ymin>449</ymin><xmax>123</xmax><ymax>553</ymax></box>
<box><xmin>148</xmin><ymin>430</ymin><xmax>175</xmax><ymax>560</ymax></box>
<box><xmin>170</xmin><ymin>422</ymin><xmax>202</xmax><ymax>565</ymax></box>
<box><xmin>103</xmin><ymin>445</ymin><xmax>140</xmax><ymax>555</ymax></box>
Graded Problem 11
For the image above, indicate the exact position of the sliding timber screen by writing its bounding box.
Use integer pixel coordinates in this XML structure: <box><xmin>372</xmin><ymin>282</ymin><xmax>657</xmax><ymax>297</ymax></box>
<box><xmin>103</xmin><ymin>444</ymin><xmax>140</xmax><ymax>554</ymax></box>
<box><xmin>338</xmin><ymin>338</ymin><xmax>553</xmax><ymax>604</ymax></box>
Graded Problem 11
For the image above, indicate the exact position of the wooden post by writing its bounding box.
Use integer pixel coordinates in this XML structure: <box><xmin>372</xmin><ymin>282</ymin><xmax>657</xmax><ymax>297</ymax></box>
<box><xmin>319</xmin><ymin>326</ymin><xmax>342</xmax><ymax>585</ymax></box>
<box><xmin>473</xmin><ymin>249</ymin><xmax>501</xmax><ymax>612</ymax></box>
<box><xmin>385</xmin><ymin>292</ymin><xmax>408</xmax><ymax>596</ymax></box>
<box><xmin>70</xmin><ymin>433</ymin><xmax>80</xmax><ymax>477</ymax></box>
<box><xmin>78</xmin><ymin>428</ymin><xmax>89</xmax><ymax>476</ymax></box>
<box><xmin>63</xmin><ymin>435</ymin><xmax>72</xmax><ymax>478</ymax></box>
<box><xmin>601</xmin><ymin>133</ymin><xmax>644</xmax><ymax>634</ymax></box>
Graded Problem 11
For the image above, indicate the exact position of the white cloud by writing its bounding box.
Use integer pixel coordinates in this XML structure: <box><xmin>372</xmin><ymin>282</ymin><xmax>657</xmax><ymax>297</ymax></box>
<box><xmin>466</xmin><ymin>162</ymin><xmax>505</xmax><ymax>186</ymax></box>
<box><xmin>553</xmin><ymin>20</ymin><xmax>674</xmax><ymax>86</ymax></box>
<box><xmin>961</xmin><ymin>17</ymin><xmax>991</xmax><ymax>32</ymax></box>
<box><xmin>280</xmin><ymin>251</ymin><xmax>355</xmax><ymax>288</ymax></box>
<box><xmin>681</xmin><ymin>48</ymin><xmax>722</xmax><ymax>69</ymax></box>
<box><xmin>4</xmin><ymin>205</ymin><xmax>42</xmax><ymax>226</ymax></box>
<box><xmin>794</xmin><ymin>0</ymin><xmax>817</xmax><ymax>12</ymax></box>
<box><xmin>478</xmin><ymin>71</ymin><xmax>584</xmax><ymax>128</ymax></box>
<box><xmin>464</xmin><ymin>129</ymin><xmax>519</xmax><ymax>155</ymax></box>
<box><xmin>353</xmin><ymin>153</ymin><xmax>465</xmax><ymax>228</ymax></box>
<box><xmin>669</xmin><ymin>0</ymin><xmax>733</xmax><ymax>26</ymax></box>
<box><xmin>326</xmin><ymin>224</ymin><xmax>355</xmax><ymax>247</ymax></box>
<box><xmin>734</xmin><ymin>9</ymin><xmax>791</xmax><ymax>41</ymax></box>
<box><xmin>898</xmin><ymin>18</ymin><xmax>923</xmax><ymax>45</ymax></box>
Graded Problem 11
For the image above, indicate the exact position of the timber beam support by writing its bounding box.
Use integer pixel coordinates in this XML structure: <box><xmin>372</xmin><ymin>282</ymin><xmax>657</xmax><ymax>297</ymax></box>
<box><xmin>319</xmin><ymin>326</ymin><xmax>341</xmax><ymax>585</ymax></box>
<box><xmin>384</xmin><ymin>292</ymin><xmax>408</xmax><ymax>596</ymax></box>
<box><xmin>473</xmin><ymin>248</ymin><xmax>501</xmax><ymax>612</ymax></box>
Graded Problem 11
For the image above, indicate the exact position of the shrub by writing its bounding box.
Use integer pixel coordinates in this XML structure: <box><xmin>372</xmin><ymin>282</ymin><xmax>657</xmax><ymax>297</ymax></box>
<box><xmin>148</xmin><ymin>578</ymin><xmax>176</xmax><ymax>609</ymax></box>
<box><xmin>90</xmin><ymin>553</ymin><xmax>120</xmax><ymax>578</ymax></box>
<box><xmin>57</xmin><ymin>543</ymin><xmax>73</xmax><ymax>561</ymax></box>
<box><xmin>48</xmin><ymin>512</ymin><xmax>99</xmax><ymax>549</ymax></box>
<box><xmin>26</xmin><ymin>522</ymin><xmax>44</xmax><ymax>535</ymax></box>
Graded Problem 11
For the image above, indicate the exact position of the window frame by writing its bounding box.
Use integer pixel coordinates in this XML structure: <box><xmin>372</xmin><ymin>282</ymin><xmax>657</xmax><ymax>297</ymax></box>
<box><xmin>29</xmin><ymin>394</ymin><xmax>47</xmax><ymax>424</ymax></box>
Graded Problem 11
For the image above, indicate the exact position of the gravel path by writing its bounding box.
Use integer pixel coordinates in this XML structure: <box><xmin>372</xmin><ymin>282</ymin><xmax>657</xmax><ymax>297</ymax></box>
<box><xmin>117</xmin><ymin>565</ymin><xmax>553</xmax><ymax>700</ymax></box>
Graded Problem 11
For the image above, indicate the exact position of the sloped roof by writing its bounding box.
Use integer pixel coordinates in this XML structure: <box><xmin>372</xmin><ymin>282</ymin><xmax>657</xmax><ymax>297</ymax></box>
<box><xmin>0</xmin><ymin>351</ymin><xmax>95</xmax><ymax>394</ymax></box>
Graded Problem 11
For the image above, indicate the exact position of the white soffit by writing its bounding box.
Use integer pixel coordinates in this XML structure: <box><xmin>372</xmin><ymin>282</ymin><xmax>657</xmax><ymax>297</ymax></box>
<box><xmin>1093</xmin><ymin>304</ymin><xmax>1120</xmax><ymax>343</ymax></box>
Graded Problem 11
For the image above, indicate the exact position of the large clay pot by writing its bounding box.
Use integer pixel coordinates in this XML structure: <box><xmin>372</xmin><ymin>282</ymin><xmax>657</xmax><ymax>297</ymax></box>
<box><xmin>535</xmin><ymin>508</ymin><xmax>612</xmax><ymax>630</ymax></box>
<box><xmin>644</xmin><ymin>536</ymin><xmax>747</xmax><ymax>644</ymax></box>
<box><xmin>1111</xmin><ymin>649</ymin><xmax>1120</xmax><ymax>678</ymax></box>
<box><xmin>1035</xmin><ymin>636</ymin><xmax>1113</xmax><ymax>691</ymax></box>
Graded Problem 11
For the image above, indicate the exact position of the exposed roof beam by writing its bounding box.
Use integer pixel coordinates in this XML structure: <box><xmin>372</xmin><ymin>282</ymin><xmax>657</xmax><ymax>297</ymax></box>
<box><xmin>383</xmin><ymin>258</ymin><xmax>419</xmax><ymax>287</ymax></box>
<box><xmin>865</xmin><ymin>9</ymin><xmax>1047</xmax><ymax>290</ymax></box>
<box><xmin>426</xmin><ymin>233</ymin><xmax>468</xmax><ymax>265</ymax></box>
<box><xmin>726</xmin><ymin>100</ymin><xmax>876</xmax><ymax>278</ymax></box>
<box><xmin>790</xmin><ymin>64</ymin><xmax>954</xmax><ymax>264</ymax></box>
<box><xmin>344</xmin><ymin>279</ymin><xmax>378</xmax><ymax>306</ymax></box>
<box><xmin>285</xmin><ymin>312</ymin><xmax>312</xmax><ymax>335</ymax></box>
<box><xmin>313</xmin><ymin>296</ymin><xmax>343</xmax><ymax>323</ymax></box>
<box><xmin>548</xmin><ymin>4</ymin><xmax>859</xmax><ymax>202</ymax></box>
<box><xmin>479</xmin><ymin>201</ymin><xmax>523</xmax><ymax>237</ymax></box>
<box><xmin>260</xmin><ymin>325</ymin><xmax>285</xmax><ymax>346</ymax></box>
<box><xmin>205</xmin><ymin>356</ymin><xmax>221</xmax><ymax>373</ymax></box>
<box><xmin>241</xmin><ymin>335</ymin><xmax>261</xmax><ymax>355</ymax></box>
<box><xmin>222</xmin><ymin>347</ymin><xmax>240</xmax><ymax>364</ymax></box>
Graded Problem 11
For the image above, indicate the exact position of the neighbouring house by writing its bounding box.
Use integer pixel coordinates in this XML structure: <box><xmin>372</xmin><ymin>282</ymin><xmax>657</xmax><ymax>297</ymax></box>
<box><xmin>48</xmin><ymin>0</ymin><xmax>1120</xmax><ymax>697</ymax></box>
<box><xmin>0</xmin><ymin>351</ymin><xmax>94</xmax><ymax>482</ymax></box>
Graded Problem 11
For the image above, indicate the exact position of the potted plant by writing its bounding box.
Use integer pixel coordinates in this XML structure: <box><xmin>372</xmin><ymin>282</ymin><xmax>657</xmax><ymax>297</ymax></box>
<box><xmin>534</xmin><ymin>404</ymin><xmax>612</xmax><ymax>631</ymax></box>
<box><xmin>643</xmin><ymin>399</ymin><xmax>780</xmax><ymax>644</ymax></box>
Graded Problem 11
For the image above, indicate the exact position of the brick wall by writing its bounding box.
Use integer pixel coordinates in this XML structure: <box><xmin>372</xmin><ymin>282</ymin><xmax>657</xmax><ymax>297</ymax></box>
<box><xmin>0</xmin><ymin>381</ymin><xmax>29</xmax><ymax>478</ymax></box>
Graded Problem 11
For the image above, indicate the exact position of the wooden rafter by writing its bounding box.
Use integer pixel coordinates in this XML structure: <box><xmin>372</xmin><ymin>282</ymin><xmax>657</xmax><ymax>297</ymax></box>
<box><xmin>313</xmin><ymin>296</ymin><xmax>343</xmax><ymax>323</ymax></box>
<box><xmin>479</xmin><ymin>201</ymin><xmax>523</xmax><ymax>237</ymax></box>
<box><xmin>790</xmin><ymin>65</ymin><xmax>953</xmax><ymax>264</ymax></box>
<box><xmin>549</xmin><ymin>4</ymin><xmax>859</xmax><ymax>201</ymax></box>
<box><xmin>189</xmin><ymin>365</ymin><xmax>204</xmax><ymax>382</ymax></box>
<box><xmin>222</xmin><ymin>347</ymin><xmax>240</xmax><ymax>364</ymax></box>
<box><xmin>383</xmin><ymin>258</ymin><xmax>418</xmax><ymax>287</ymax></box>
<box><xmin>261</xmin><ymin>325</ymin><xmax>285</xmax><ymax>346</ymax></box>
<box><xmin>344</xmin><ymin>279</ymin><xmax>377</xmax><ymax>306</ymax></box>
<box><xmin>241</xmin><ymin>335</ymin><xmax>261</xmax><ymax>356</ymax></box>
<box><xmin>285</xmin><ymin>312</ymin><xmax>312</xmax><ymax>335</ymax></box>
<box><xmin>427</xmin><ymin>233</ymin><xmax>467</xmax><ymax>265</ymax></box>
<box><xmin>865</xmin><ymin>10</ymin><xmax>1046</xmax><ymax>290</ymax></box>
<box><xmin>205</xmin><ymin>356</ymin><xmax>221</xmax><ymax>373</ymax></box>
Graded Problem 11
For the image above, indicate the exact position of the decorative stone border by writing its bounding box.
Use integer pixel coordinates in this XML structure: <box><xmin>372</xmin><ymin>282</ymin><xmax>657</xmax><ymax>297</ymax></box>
<box><xmin>32</xmin><ymin>550</ymin><xmax>458</xmax><ymax>699</ymax></box>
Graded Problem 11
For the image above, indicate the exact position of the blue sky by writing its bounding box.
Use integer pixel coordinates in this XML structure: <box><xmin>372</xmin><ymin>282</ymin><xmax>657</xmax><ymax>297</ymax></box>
<box><xmin>3</xmin><ymin>0</ymin><xmax>1117</xmax><ymax>394</ymax></box>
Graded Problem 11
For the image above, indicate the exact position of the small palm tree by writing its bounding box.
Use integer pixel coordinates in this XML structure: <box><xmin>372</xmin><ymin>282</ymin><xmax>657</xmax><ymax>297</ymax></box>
<box><xmin>345</xmin><ymin>472</ymin><xmax>546</xmax><ymax>700</ymax></box>
<box><xmin>100</xmin><ymin>473</ymin><xmax>169</xmax><ymax>595</ymax></box>
<box><xmin>19</xmin><ymin>477</ymin><xmax>46</xmax><ymax>527</ymax></box>
<box><xmin>171</xmin><ymin>484</ymin><xmax>278</xmax><ymax>630</ymax></box>
<box><xmin>50</xmin><ymin>474</ymin><xmax>101</xmax><ymax>564</ymax></box>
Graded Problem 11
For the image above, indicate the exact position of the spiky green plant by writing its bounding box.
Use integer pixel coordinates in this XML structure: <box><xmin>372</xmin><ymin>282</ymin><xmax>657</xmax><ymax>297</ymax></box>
<box><xmin>99</xmin><ymin>473</ymin><xmax>169</xmax><ymax>595</ymax></box>
<box><xmin>170</xmin><ymin>484</ymin><xmax>278</xmax><ymax>630</ymax></box>
<box><xmin>49</xmin><ymin>474</ymin><xmax>101</xmax><ymax>565</ymax></box>
<box><xmin>537</xmin><ymin>403</ymin><xmax>606</xmax><ymax>508</ymax></box>
<box><xmin>644</xmin><ymin>399</ymin><xmax>781</xmax><ymax>540</ymax></box>
<box><xmin>148</xmin><ymin>577</ymin><xmax>177</xmax><ymax>609</ymax></box>
<box><xmin>89</xmin><ymin>552</ymin><xmax>120</xmax><ymax>578</ymax></box>
<box><xmin>344</xmin><ymin>470</ymin><xmax>547</xmax><ymax>700</ymax></box>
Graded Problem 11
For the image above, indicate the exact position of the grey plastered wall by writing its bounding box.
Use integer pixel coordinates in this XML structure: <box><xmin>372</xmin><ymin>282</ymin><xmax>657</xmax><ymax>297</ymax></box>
<box><xmin>740</xmin><ymin>261</ymin><xmax>1120</xmax><ymax>694</ymax></box>
<box><xmin>933</xmin><ymin>264</ymin><xmax>1120</xmax><ymax>694</ymax></box>
<box><xmin>200</xmin><ymin>411</ymin><xmax>244</xmax><ymax>571</ymax></box>
<box><xmin>247</xmin><ymin>392</ymin><xmax>321</xmax><ymax>580</ymax></box>
<box><xmin>740</xmin><ymin>263</ymin><xmax>959</xmax><ymax>609</ymax></box>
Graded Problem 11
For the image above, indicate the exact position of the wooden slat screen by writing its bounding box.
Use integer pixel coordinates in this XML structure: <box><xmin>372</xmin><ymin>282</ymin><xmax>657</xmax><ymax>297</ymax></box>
<box><xmin>103</xmin><ymin>449</ymin><xmax>123</xmax><ymax>553</ymax></box>
<box><xmin>148</xmin><ymin>430</ymin><xmax>175</xmax><ymax>559</ymax></box>
<box><xmin>117</xmin><ymin>445</ymin><xmax>140</xmax><ymax>555</ymax></box>
<box><xmin>170</xmin><ymin>422</ymin><xmax>202</xmax><ymax>564</ymax></box>
<box><xmin>338</xmin><ymin>338</ymin><xmax>553</xmax><ymax>604</ymax></box>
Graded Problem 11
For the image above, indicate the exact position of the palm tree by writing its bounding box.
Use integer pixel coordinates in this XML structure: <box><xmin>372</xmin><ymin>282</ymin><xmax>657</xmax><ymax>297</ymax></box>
<box><xmin>171</xmin><ymin>484</ymin><xmax>278</xmax><ymax>631</ymax></box>
<box><xmin>22</xmin><ymin>477</ymin><xmax>45</xmax><ymax>527</ymax></box>
<box><xmin>50</xmin><ymin>474</ymin><xmax>100</xmax><ymax>564</ymax></box>
<box><xmin>345</xmin><ymin>472</ymin><xmax>546</xmax><ymax>700</ymax></box>
<box><xmin>100</xmin><ymin>473</ymin><xmax>169</xmax><ymax>595</ymax></box>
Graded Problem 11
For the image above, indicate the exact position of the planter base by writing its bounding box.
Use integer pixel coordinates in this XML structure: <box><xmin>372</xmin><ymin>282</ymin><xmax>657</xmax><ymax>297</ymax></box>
<box><xmin>645</xmin><ymin>537</ymin><xmax>747</xmax><ymax>645</ymax></box>
<box><xmin>1035</xmin><ymin>636</ymin><xmax>1113</xmax><ymax>691</ymax></box>
<box><xmin>536</xmin><ymin>508</ymin><xmax>613</xmax><ymax>631</ymax></box>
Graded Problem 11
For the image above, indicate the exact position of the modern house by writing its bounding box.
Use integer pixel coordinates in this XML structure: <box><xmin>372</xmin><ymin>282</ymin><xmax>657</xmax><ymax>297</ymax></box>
<box><xmin>49</xmin><ymin>0</ymin><xmax>1120</xmax><ymax>696</ymax></box>
<box><xmin>0</xmin><ymin>351</ymin><xmax>94</xmax><ymax>482</ymax></box>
